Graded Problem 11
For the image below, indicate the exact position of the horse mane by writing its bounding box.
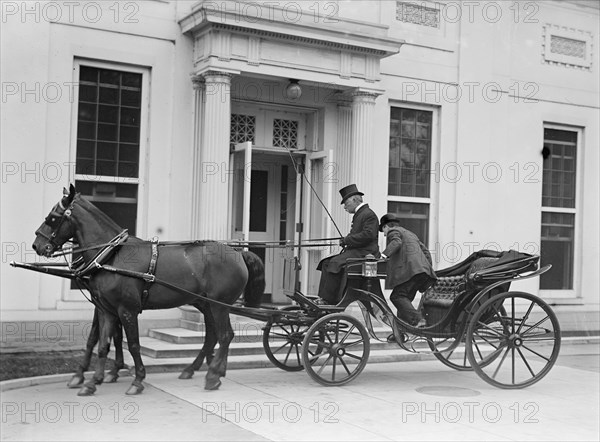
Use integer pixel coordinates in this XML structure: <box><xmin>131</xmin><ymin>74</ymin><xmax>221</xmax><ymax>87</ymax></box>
<box><xmin>75</xmin><ymin>193</ymin><xmax>124</xmax><ymax>233</ymax></box>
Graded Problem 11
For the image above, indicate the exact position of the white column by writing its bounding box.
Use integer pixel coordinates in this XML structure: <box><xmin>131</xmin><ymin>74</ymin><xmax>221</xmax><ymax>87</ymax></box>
<box><xmin>350</xmin><ymin>91</ymin><xmax>379</xmax><ymax>200</ymax></box>
<box><xmin>333</xmin><ymin>96</ymin><xmax>353</xmax><ymax>234</ymax></box>
<box><xmin>190</xmin><ymin>75</ymin><xmax>205</xmax><ymax>239</ymax></box>
<box><xmin>196</xmin><ymin>70</ymin><xmax>232</xmax><ymax>240</ymax></box>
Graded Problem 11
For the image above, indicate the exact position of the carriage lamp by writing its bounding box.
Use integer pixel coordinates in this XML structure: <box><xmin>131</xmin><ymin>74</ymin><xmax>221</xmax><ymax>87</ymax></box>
<box><xmin>363</xmin><ymin>254</ymin><xmax>378</xmax><ymax>278</ymax></box>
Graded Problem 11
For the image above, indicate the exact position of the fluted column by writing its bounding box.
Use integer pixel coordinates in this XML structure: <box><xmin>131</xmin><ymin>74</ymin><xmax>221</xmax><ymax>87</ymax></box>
<box><xmin>195</xmin><ymin>70</ymin><xmax>232</xmax><ymax>240</ymax></box>
<box><xmin>333</xmin><ymin>96</ymin><xmax>353</xmax><ymax>234</ymax></box>
<box><xmin>350</xmin><ymin>91</ymin><xmax>379</xmax><ymax>200</ymax></box>
<box><xmin>190</xmin><ymin>76</ymin><xmax>205</xmax><ymax>239</ymax></box>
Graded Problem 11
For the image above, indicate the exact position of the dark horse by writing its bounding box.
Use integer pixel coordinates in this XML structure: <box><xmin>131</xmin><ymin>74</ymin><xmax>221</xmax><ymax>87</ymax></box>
<box><xmin>32</xmin><ymin>185</ymin><xmax>265</xmax><ymax>395</ymax></box>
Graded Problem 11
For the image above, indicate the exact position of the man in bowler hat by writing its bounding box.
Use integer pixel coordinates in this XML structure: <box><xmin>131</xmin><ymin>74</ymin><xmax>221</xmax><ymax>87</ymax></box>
<box><xmin>379</xmin><ymin>213</ymin><xmax>436</xmax><ymax>329</ymax></box>
<box><xmin>316</xmin><ymin>184</ymin><xmax>380</xmax><ymax>304</ymax></box>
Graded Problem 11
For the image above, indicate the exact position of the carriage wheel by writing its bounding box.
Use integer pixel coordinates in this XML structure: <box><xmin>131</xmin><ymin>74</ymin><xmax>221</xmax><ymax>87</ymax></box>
<box><xmin>428</xmin><ymin>337</ymin><xmax>472</xmax><ymax>371</ymax></box>
<box><xmin>466</xmin><ymin>291</ymin><xmax>561</xmax><ymax>389</ymax></box>
<box><xmin>428</xmin><ymin>306</ymin><xmax>507</xmax><ymax>371</ymax></box>
<box><xmin>301</xmin><ymin>313</ymin><xmax>370</xmax><ymax>386</ymax></box>
<box><xmin>263</xmin><ymin>307</ymin><xmax>323</xmax><ymax>371</ymax></box>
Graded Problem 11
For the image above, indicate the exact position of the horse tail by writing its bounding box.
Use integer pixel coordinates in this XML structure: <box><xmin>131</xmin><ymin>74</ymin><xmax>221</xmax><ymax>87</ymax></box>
<box><xmin>241</xmin><ymin>251</ymin><xmax>265</xmax><ymax>307</ymax></box>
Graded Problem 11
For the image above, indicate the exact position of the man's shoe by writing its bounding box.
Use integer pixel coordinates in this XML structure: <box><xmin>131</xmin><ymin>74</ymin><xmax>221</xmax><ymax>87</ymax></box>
<box><xmin>313</xmin><ymin>298</ymin><xmax>330</xmax><ymax>306</ymax></box>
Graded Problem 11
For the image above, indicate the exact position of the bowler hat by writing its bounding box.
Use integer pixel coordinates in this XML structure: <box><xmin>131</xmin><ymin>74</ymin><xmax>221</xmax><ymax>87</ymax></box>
<box><xmin>339</xmin><ymin>184</ymin><xmax>364</xmax><ymax>204</ymax></box>
<box><xmin>379</xmin><ymin>213</ymin><xmax>402</xmax><ymax>231</ymax></box>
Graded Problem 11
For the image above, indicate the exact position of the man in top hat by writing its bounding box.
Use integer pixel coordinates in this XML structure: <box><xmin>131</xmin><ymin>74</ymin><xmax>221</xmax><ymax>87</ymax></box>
<box><xmin>316</xmin><ymin>184</ymin><xmax>380</xmax><ymax>304</ymax></box>
<box><xmin>379</xmin><ymin>213</ymin><xmax>436</xmax><ymax>329</ymax></box>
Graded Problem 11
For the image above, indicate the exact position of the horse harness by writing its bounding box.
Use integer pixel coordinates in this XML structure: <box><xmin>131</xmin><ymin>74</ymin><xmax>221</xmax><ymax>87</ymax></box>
<box><xmin>142</xmin><ymin>237</ymin><xmax>159</xmax><ymax>309</ymax></box>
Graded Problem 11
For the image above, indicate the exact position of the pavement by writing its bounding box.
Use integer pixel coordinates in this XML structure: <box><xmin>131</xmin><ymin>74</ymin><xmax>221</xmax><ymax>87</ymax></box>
<box><xmin>1</xmin><ymin>341</ymin><xmax>598</xmax><ymax>442</ymax></box>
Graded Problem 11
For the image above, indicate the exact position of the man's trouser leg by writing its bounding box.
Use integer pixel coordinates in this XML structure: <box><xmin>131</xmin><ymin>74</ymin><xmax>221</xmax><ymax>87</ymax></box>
<box><xmin>389</xmin><ymin>280</ymin><xmax>422</xmax><ymax>325</ymax></box>
<box><xmin>318</xmin><ymin>270</ymin><xmax>343</xmax><ymax>304</ymax></box>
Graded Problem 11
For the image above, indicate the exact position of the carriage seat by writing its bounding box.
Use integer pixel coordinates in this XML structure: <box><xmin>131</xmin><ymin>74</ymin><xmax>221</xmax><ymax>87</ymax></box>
<box><xmin>422</xmin><ymin>257</ymin><xmax>500</xmax><ymax>308</ymax></box>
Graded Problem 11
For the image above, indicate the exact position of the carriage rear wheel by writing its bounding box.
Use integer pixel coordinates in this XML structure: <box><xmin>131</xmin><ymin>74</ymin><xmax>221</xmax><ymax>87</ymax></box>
<box><xmin>466</xmin><ymin>291</ymin><xmax>561</xmax><ymax>389</ymax></box>
<box><xmin>428</xmin><ymin>306</ymin><xmax>507</xmax><ymax>371</ymax></box>
<box><xmin>263</xmin><ymin>307</ymin><xmax>323</xmax><ymax>371</ymax></box>
<box><xmin>301</xmin><ymin>313</ymin><xmax>370</xmax><ymax>386</ymax></box>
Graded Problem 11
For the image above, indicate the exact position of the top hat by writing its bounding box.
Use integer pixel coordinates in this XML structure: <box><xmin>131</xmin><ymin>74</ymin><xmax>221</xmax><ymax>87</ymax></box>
<box><xmin>379</xmin><ymin>213</ymin><xmax>402</xmax><ymax>231</ymax></box>
<box><xmin>339</xmin><ymin>184</ymin><xmax>364</xmax><ymax>204</ymax></box>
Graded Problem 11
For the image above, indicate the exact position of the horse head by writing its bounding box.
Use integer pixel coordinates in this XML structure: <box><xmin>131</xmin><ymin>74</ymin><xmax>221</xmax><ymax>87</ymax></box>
<box><xmin>33</xmin><ymin>184</ymin><xmax>77</xmax><ymax>257</ymax></box>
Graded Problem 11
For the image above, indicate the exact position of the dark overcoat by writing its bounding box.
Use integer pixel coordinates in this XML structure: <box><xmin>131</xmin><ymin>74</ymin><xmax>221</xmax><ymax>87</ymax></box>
<box><xmin>317</xmin><ymin>204</ymin><xmax>380</xmax><ymax>274</ymax></box>
<box><xmin>382</xmin><ymin>226</ymin><xmax>436</xmax><ymax>290</ymax></box>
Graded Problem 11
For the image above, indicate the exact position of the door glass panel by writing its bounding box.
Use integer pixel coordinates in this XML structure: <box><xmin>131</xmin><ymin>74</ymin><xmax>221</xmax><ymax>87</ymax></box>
<box><xmin>250</xmin><ymin>170</ymin><xmax>268</xmax><ymax>232</ymax></box>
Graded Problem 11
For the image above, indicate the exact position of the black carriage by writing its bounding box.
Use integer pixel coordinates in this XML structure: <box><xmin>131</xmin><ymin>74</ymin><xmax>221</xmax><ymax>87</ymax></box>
<box><xmin>257</xmin><ymin>249</ymin><xmax>560</xmax><ymax>389</ymax></box>
<box><xmin>13</xmin><ymin>239</ymin><xmax>561</xmax><ymax>390</ymax></box>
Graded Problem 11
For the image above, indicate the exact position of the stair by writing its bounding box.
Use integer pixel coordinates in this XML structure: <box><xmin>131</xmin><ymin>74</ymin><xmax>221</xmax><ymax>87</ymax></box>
<box><xmin>121</xmin><ymin>305</ymin><xmax>444</xmax><ymax>372</ymax></box>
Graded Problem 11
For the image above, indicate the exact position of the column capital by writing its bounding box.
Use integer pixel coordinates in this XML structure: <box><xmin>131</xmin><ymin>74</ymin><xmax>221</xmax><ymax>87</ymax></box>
<box><xmin>350</xmin><ymin>89</ymin><xmax>381</xmax><ymax>104</ymax></box>
<box><xmin>191</xmin><ymin>74</ymin><xmax>205</xmax><ymax>90</ymax></box>
<box><xmin>201</xmin><ymin>70</ymin><xmax>234</xmax><ymax>83</ymax></box>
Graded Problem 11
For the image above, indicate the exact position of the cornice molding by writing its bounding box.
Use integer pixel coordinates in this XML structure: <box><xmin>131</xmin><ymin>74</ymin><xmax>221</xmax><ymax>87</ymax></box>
<box><xmin>180</xmin><ymin>1</ymin><xmax>403</xmax><ymax>59</ymax></box>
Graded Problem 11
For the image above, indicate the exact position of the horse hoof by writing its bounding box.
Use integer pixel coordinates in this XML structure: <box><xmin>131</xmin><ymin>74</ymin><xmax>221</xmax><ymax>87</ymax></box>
<box><xmin>205</xmin><ymin>379</ymin><xmax>222</xmax><ymax>391</ymax></box>
<box><xmin>77</xmin><ymin>384</ymin><xmax>96</xmax><ymax>396</ymax></box>
<box><xmin>67</xmin><ymin>375</ymin><xmax>84</xmax><ymax>389</ymax></box>
<box><xmin>125</xmin><ymin>383</ymin><xmax>144</xmax><ymax>395</ymax></box>
<box><xmin>178</xmin><ymin>370</ymin><xmax>194</xmax><ymax>380</ymax></box>
<box><xmin>104</xmin><ymin>373</ymin><xmax>119</xmax><ymax>383</ymax></box>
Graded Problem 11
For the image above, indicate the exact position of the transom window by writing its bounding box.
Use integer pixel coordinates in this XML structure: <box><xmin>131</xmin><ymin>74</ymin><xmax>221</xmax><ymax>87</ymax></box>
<box><xmin>230</xmin><ymin>113</ymin><xmax>256</xmax><ymax>147</ymax></box>
<box><xmin>273</xmin><ymin>118</ymin><xmax>298</xmax><ymax>149</ymax></box>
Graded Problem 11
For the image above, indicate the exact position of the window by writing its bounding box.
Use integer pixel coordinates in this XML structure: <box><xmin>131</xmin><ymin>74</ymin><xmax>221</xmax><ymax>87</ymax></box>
<box><xmin>74</xmin><ymin>64</ymin><xmax>144</xmax><ymax>236</ymax></box>
<box><xmin>68</xmin><ymin>63</ymin><xmax>146</xmax><ymax>295</ymax></box>
<box><xmin>388</xmin><ymin>106</ymin><xmax>433</xmax><ymax>245</ymax></box>
<box><xmin>540</xmin><ymin>127</ymin><xmax>579</xmax><ymax>291</ymax></box>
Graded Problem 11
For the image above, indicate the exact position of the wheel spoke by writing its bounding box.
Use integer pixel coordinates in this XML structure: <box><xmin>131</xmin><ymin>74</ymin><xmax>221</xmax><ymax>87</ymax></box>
<box><xmin>339</xmin><ymin>324</ymin><xmax>356</xmax><ymax>344</ymax></box>
<box><xmin>521</xmin><ymin>343</ymin><xmax>552</xmax><ymax>362</ymax></box>
<box><xmin>516</xmin><ymin>302</ymin><xmax>535</xmax><ymax>335</ymax></box>
<box><xmin>338</xmin><ymin>356</ymin><xmax>352</xmax><ymax>375</ymax></box>
<box><xmin>344</xmin><ymin>352</ymin><xmax>363</xmax><ymax>362</ymax></box>
<box><xmin>316</xmin><ymin>354</ymin><xmax>334</xmax><ymax>376</ymax></box>
<box><xmin>491</xmin><ymin>346</ymin><xmax>510</xmax><ymax>380</ymax></box>
<box><xmin>516</xmin><ymin>346</ymin><xmax>536</xmax><ymax>377</ymax></box>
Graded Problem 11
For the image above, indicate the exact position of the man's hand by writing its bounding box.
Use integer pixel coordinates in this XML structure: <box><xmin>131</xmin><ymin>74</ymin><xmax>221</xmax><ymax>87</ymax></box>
<box><xmin>339</xmin><ymin>238</ymin><xmax>346</xmax><ymax>247</ymax></box>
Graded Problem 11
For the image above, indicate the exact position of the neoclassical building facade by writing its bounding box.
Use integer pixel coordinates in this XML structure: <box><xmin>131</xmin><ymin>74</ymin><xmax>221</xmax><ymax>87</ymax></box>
<box><xmin>1</xmin><ymin>0</ymin><xmax>598</xmax><ymax>346</ymax></box>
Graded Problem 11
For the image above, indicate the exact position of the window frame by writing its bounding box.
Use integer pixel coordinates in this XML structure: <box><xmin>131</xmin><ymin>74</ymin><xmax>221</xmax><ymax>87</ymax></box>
<box><xmin>540</xmin><ymin>123</ymin><xmax>584</xmax><ymax>300</ymax></box>
<box><xmin>65</xmin><ymin>59</ymin><xmax>150</xmax><ymax>300</ymax></box>
<box><xmin>387</xmin><ymin>101</ymin><xmax>439</xmax><ymax>249</ymax></box>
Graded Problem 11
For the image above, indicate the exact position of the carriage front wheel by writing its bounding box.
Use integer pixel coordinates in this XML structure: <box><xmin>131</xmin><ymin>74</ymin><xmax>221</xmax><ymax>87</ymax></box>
<box><xmin>263</xmin><ymin>307</ymin><xmax>323</xmax><ymax>372</ymax></box>
<box><xmin>301</xmin><ymin>313</ymin><xmax>370</xmax><ymax>386</ymax></box>
<box><xmin>466</xmin><ymin>291</ymin><xmax>561</xmax><ymax>389</ymax></box>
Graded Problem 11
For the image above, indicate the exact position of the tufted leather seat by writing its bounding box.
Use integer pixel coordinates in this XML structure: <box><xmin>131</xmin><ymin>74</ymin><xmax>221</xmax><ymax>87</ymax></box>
<box><xmin>422</xmin><ymin>257</ymin><xmax>500</xmax><ymax>308</ymax></box>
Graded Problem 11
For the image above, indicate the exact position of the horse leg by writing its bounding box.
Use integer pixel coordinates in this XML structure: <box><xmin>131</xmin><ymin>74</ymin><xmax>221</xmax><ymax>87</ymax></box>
<box><xmin>78</xmin><ymin>310</ymin><xmax>116</xmax><ymax>396</ymax></box>
<box><xmin>68</xmin><ymin>308</ymin><xmax>99</xmax><ymax>389</ymax></box>
<box><xmin>205</xmin><ymin>306</ymin><xmax>234</xmax><ymax>391</ymax></box>
<box><xmin>179</xmin><ymin>305</ymin><xmax>217</xmax><ymax>380</ymax></box>
<box><xmin>104</xmin><ymin>319</ymin><xmax>124</xmax><ymax>383</ymax></box>
<box><xmin>118</xmin><ymin>307</ymin><xmax>146</xmax><ymax>395</ymax></box>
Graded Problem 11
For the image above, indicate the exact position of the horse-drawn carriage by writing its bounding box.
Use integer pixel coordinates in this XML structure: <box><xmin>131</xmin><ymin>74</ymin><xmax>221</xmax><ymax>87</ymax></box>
<box><xmin>12</xmin><ymin>185</ymin><xmax>561</xmax><ymax>394</ymax></box>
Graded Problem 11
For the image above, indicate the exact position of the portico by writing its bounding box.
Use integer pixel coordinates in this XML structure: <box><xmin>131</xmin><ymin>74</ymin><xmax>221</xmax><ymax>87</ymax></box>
<box><xmin>180</xmin><ymin>0</ymin><xmax>403</xmax><ymax>301</ymax></box>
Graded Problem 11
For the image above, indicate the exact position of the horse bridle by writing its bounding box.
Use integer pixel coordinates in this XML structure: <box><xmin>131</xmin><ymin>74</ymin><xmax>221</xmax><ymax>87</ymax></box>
<box><xmin>35</xmin><ymin>198</ymin><xmax>75</xmax><ymax>253</ymax></box>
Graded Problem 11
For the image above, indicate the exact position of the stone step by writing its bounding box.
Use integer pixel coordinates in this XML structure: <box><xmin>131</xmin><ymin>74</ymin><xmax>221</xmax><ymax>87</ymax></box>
<box><xmin>136</xmin><ymin>335</ymin><xmax>402</xmax><ymax>359</ymax></box>
<box><xmin>149</xmin><ymin>324</ymin><xmax>393</xmax><ymax>345</ymax></box>
<box><xmin>122</xmin><ymin>347</ymin><xmax>437</xmax><ymax>374</ymax></box>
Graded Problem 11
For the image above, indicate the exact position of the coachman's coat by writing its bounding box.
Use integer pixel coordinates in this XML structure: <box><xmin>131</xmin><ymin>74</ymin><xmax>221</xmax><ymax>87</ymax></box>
<box><xmin>318</xmin><ymin>204</ymin><xmax>380</xmax><ymax>274</ymax></box>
